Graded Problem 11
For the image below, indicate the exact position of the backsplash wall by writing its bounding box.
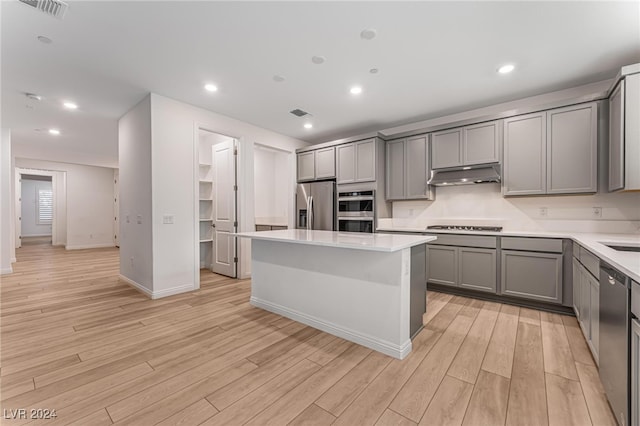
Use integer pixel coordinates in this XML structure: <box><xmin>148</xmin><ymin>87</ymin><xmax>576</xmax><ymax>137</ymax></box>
<box><xmin>388</xmin><ymin>183</ymin><xmax>640</xmax><ymax>234</ymax></box>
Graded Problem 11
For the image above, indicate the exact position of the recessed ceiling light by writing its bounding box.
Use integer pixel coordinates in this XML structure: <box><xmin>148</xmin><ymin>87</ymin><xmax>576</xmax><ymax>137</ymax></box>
<box><xmin>204</xmin><ymin>83</ymin><xmax>218</xmax><ymax>92</ymax></box>
<box><xmin>63</xmin><ymin>101</ymin><xmax>78</xmax><ymax>110</ymax></box>
<box><xmin>304</xmin><ymin>123</ymin><xmax>313</xmax><ymax>129</ymax></box>
<box><xmin>49</xmin><ymin>129</ymin><xmax>60</xmax><ymax>135</ymax></box>
<box><xmin>350</xmin><ymin>86</ymin><xmax>363</xmax><ymax>95</ymax></box>
<box><xmin>311</xmin><ymin>56</ymin><xmax>326</xmax><ymax>65</ymax></box>
<box><xmin>37</xmin><ymin>35</ymin><xmax>52</xmax><ymax>44</ymax></box>
<box><xmin>273</xmin><ymin>75</ymin><xmax>285</xmax><ymax>83</ymax></box>
<box><xmin>498</xmin><ymin>64</ymin><xmax>515</xmax><ymax>74</ymax></box>
<box><xmin>360</xmin><ymin>29</ymin><xmax>377</xmax><ymax>40</ymax></box>
<box><xmin>369</xmin><ymin>68</ymin><xmax>379</xmax><ymax>74</ymax></box>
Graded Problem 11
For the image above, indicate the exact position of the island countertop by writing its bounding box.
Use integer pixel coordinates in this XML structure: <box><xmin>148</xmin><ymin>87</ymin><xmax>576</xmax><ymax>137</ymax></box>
<box><xmin>235</xmin><ymin>229</ymin><xmax>436</xmax><ymax>252</ymax></box>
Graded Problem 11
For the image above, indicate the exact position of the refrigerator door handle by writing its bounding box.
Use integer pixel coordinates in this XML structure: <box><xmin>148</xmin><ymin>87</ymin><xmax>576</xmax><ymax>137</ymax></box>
<box><xmin>309</xmin><ymin>196</ymin><xmax>314</xmax><ymax>230</ymax></box>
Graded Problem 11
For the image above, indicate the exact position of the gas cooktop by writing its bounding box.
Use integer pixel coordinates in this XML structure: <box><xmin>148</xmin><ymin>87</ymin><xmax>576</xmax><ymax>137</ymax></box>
<box><xmin>426</xmin><ymin>225</ymin><xmax>503</xmax><ymax>232</ymax></box>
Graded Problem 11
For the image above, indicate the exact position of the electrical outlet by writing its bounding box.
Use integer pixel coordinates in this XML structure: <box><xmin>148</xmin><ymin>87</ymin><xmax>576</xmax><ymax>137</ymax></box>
<box><xmin>163</xmin><ymin>215</ymin><xmax>174</xmax><ymax>224</ymax></box>
<box><xmin>136</xmin><ymin>215</ymin><xmax>142</xmax><ymax>224</ymax></box>
<box><xmin>125</xmin><ymin>215</ymin><xmax>130</xmax><ymax>224</ymax></box>
<box><xmin>592</xmin><ymin>207</ymin><xmax>603</xmax><ymax>218</ymax></box>
<box><xmin>539</xmin><ymin>207</ymin><xmax>548</xmax><ymax>217</ymax></box>
<box><xmin>129</xmin><ymin>257</ymin><xmax>134</xmax><ymax>267</ymax></box>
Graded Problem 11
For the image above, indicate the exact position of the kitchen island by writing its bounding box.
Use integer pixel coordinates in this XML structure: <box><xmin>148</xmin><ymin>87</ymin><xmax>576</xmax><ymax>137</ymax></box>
<box><xmin>235</xmin><ymin>230</ymin><xmax>436</xmax><ymax>359</ymax></box>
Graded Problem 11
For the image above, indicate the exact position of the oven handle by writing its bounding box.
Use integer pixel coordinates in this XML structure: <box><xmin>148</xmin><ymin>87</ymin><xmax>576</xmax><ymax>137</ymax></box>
<box><xmin>338</xmin><ymin>196</ymin><xmax>374</xmax><ymax>202</ymax></box>
<box><xmin>338</xmin><ymin>217</ymin><xmax>374</xmax><ymax>221</ymax></box>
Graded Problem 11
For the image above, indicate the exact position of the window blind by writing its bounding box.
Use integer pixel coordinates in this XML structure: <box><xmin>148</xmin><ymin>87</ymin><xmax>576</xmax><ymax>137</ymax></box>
<box><xmin>37</xmin><ymin>188</ymin><xmax>53</xmax><ymax>224</ymax></box>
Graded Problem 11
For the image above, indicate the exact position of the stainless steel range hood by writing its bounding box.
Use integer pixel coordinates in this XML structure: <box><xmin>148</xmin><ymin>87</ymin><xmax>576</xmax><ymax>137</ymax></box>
<box><xmin>427</xmin><ymin>164</ymin><xmax>501</xmax><ymax>186</ymax></box>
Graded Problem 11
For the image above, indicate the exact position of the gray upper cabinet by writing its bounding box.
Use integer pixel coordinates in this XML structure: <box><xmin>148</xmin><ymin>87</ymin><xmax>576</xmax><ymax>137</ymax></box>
<box><xmin>337</xmin><ymin>139</ymin><xmax>376</xmax><ymax>184</ymax></box>
<box><xmin>431</xmin><ymin>129</ymin><xmax>462</xmax><ymax>169</ymax></box>
<box><xmin>386</xmin><ymin>139</ymin><xmax>405</xmax><ymax>200</ymax></box>
<box><xmin>463</xmin><ymin>121</ymin><xmax>500</xmax><ymax>165</ymax></box>
<box><xmin>386</xmin><ymin>135</ymin><xmax>433</xmax><ymax>201</ymax></box>
<box><xmin>315</xmin><ymin>147</ymin><xmax>336</xmax><ymax>179</ymax></box>
<box><xmin>503</xmin><ymin>112</ymin><xmax>547</xmax><ymax>196</ymax></box>
<box><xmin>609</xmin><ymin>72</ymin><xmax>640</xmax><ymax>192</ymax></box>
<box><xmin>547</xmin><ymin>103</ymin><xmax>597</xmax><ymax>194</ymax></box>
<box><xmin>336</xmin><ymin>143</ymin><xmax>356</xmax><ymax>184</ymax></box>
<box><xmin>501</xmin><ymin>250</ymin><xmax>563</xmax><ymax>304</ymax></box>
<box><xmin>297</xmin><ymin>147</ymin><xmax>335</xmax><ymax>182</ymax></box>
<box><xmin>503</xmin><ymin>103</ymin><xmax>598</xmax><ymax>196</ymax></box>
<box><xmin>355</xmin><ymin>139</ymin><xmax>376</xmax><ymax>182</ymax></box>
<box><xmin>297</xmin><ymin>151</ymin><xmax>315</xmax><ymax>182</ymax></box>
<box><xmin>609</xmin><ymin>80</ymin><xmax>625</xmax><ymax>192</ymax></box>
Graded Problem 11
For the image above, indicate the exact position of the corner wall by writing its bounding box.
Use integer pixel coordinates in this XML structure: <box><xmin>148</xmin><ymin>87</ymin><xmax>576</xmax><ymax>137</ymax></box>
<box><xmin>1</xmin><ymin>129</ymin><xmax>12</xmax><ymax>274</ymax></box>
<box><xmin>118</xmin><ymin>95</ymin><xmax>153</xmax><ymax>293</ymax></box>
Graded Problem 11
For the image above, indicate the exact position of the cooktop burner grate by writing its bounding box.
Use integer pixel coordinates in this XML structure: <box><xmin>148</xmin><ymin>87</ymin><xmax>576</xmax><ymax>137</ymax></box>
<box><xmin>427</xmin><ymin>225</ymin><xmax>503</xmax><ymax>232</ymax></box>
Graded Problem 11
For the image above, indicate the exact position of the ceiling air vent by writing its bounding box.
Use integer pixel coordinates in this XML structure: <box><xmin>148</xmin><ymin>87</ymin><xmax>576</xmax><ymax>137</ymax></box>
<box><xmin>18</xmin><ymin>0</ymin><xmax>68</xmax><ymax>19</ymax></box>
<box><xmin>290</xmin><ymin>109</ymin><xmax>310</xmax><ymax>117</ymax></box>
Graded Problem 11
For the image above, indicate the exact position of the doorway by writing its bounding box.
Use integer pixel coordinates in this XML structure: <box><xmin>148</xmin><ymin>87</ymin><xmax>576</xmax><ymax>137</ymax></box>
<box><xmin>196</xmin><ymin>127</ymin><xmax>238</xmax><ymax>282</ymax></box>
<box><xmin>15</xmin><ymin>167</ymin><xmax>66</xmax><ymax>249</ymax></box>
<box><xmin>253</xmin><ymin>144</ymin><xmax>290</xmax><ymax>230</ymax></box>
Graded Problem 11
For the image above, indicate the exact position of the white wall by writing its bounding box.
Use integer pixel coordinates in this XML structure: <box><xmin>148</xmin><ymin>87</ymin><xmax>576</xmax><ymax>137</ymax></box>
<box><xmin>1</xmin><ymin>129</ymin><xmax>13</xmax><ymax>274</ymax></box>
<box><xmin>149</xmin><ymin>93</ymin><xmax>308</xmax><ymax>291</ymax></box>
<box><xmin>21</xmin><ymin>178</ymin><xmax>53</xmax><ymax>237</ymax></box>
<box><xmin>15</xmin><ymin>158</ymin><xmax>116</xmax><ymax>249</ymax></box>
<box><xmin>118</xmin><ymin>95</ymin><xmax>153</xmax><ymax>293</ymax></box>
<box><xmin>389</xmin><ymin>184</ymin><xmax>640</xmax><ymax>234</ymax></box>
<box><xmin>253</xmin><ymin>147</ymin><xmax>289</xmax><ymax>224</ymax></box>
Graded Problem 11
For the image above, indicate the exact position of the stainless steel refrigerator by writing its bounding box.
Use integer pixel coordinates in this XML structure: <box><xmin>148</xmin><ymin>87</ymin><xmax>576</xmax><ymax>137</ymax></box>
<box><xmin>296</xmin><ymin>182</ymin><xmax>335</xmax><ymax>231</ymax></box>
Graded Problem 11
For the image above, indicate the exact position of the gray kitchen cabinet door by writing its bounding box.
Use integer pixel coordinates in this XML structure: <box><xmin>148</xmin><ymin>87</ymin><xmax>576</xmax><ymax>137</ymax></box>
<box><xmin>336</xmin><ymin>143</ymin><xmax>355</xmax><ymax>184</ymax></box>
<box><xmin>315</xmin><ymin>147</ymin><xmax>336</xmax><ymax>179</ymax></box>
<box><xmin>609</xmin><ymin>80</ymin><xmax>625</xmax><ymax>192</ymax></box>
<box><xmin>355</xmin><ymin>139</ymin><xmax>376</xmax><ymax>182</ymax></box>
<box><xmin>579</xmin><ymin>266</ymin><xmax>591</xmax><ymax>339</ymax></box>
<box><xmin>503</xmin><ymin>112</ymin><xmax>547</xmax><ymax>196</ymax></box>
<box><xmin>431</xmin><ymin>128</ymin><xmax>462</xmax><ymax>169</ymax></box>
<box><xmin>573</xmin><ymin>257</ymin><xmax>581</xmax><ymax>318</ymax></box>
<box><xmin>297</xmin><ymin>151</ymin><xmax>315</xmax><ymax>182</ymax></box>
<box><xmin>405</xmin><ymin>135</ymin><xmax>430</xmax><ymax>199</ymax></box>
<box><xmin>427</xmin><ymin>245</ymin><xmax>458</xmax><ymax>287</ymax></box>
<box><xmin>463</xmin><ymin>121</ymin><xmax>500</xmax><ymax>165</ymax></box>
<box><xmin>501</xmin><ymin>250</ymin><xmax>562</xmax><ymax>304</ymax></box>
<box><xmin>589</xmin><ymin>273</ymin><xmax>599</xmax><ymax>362</ymax></box>
<box><xmin>458</xmin><ymin>247</ymin><xmax>496</xmax><ymax>293</ymax></box>
<box><xmin>386</xmin><ymin>139</ymin><xmax>406</xmax><ymax>200</ymax></box>
<box><xmin>547</xmin><ymin>103</ymin><xmax>598</xmax><ymax>194</ymax></box>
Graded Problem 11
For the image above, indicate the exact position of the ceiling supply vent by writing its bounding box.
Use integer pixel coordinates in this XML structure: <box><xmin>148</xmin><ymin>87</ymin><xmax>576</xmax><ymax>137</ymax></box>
<box><xmin>18</xmin><ymin>0</ymin><xmax>68</xmax><ymax>19</ymax></box>
<box><xmin>290</xmin><ymin>109</ymin><xmax>310</xmax><ymax>117</ymax></box>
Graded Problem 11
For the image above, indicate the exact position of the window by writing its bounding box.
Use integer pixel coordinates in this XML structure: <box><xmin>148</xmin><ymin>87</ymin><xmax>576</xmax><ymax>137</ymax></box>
<box><xmin>37</xmin><ymin>188</ymin><xmax>53</xmax><ymax>224</ymax></box>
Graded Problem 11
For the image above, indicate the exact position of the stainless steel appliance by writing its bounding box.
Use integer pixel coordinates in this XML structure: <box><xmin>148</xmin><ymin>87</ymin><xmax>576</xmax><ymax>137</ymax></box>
<box><xmin>337</xmin><ymin>189</ymin><xmax>375</xmax><ymax>233</ymax></box>
<box><xmin>600</xmin><ymin>263</ymin><xmax>630</xmax><ymax>426</ymax></box>
<box><xmin>428</xmin><ymin>164</ymin><xmax>501</xmax><ymax>186</ymax></box>
<box><xmin>296</xmin><ymin>182</ymin><xmax>335</xmax><ymax>231</ymax></box>
<box><xmin>632</xmin><ymin>280</ymin><xmax>639</xmax><ymax>426</ymax></box>
<box><xmin>427</xmin><ymin>225</ymin><xmax>503</xmax><ymax>232</ymax></box>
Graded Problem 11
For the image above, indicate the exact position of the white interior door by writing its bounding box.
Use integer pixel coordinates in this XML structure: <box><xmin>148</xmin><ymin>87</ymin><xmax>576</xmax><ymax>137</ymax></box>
<box><xmin>114</xmin><ymin>170</ymin><xmax>119</xmax><ymax>247</ymax></box>
<box><xmin>212</xmin><ymin>139</ymin><xmax>237</xmax><ymax>277</ymax></box>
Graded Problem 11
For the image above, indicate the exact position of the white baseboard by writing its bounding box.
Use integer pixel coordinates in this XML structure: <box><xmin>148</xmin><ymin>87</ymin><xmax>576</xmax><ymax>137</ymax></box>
<box><xmin>250</xmin><ymin>296</ymin><xmax>412</xmax><ymax>360</ymax></box>
<box><xmin>119</xmin><ymin>274</ymin><xmax>153</xmax><ymax>298</ymax></box>
<box><xmin>11</xmin><ymin>257</ymin><xmax>16</xmax><ymax>263</ymax></box>
<box><xmin>66</xmin><ymin>243</ymin><xmax>115</xmax><ymax>250</ymax></box>
<box><xmin>118</xmin><ymin>274</ymin><xmax>195</xmax><ymax>300</ymax></box>
<box><xmin>1</xmin><ymin>267</ymin><xmax>13</xmax><ymax>275</ymax></box>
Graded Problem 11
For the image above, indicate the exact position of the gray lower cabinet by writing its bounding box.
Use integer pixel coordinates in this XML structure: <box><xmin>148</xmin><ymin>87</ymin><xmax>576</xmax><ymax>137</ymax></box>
<box><xmin>427</xmin><ymin>244</ymin><xmax>496</xmax><ymax>293</ymax></box>
<box><xmin>458</xmin><ymin>247</ymin><xmax>497</xmax><ymax>292</ymax></box>
<box><xmin>632</xmin><ymin>318</ymin><xmax>640</xmax><ymax>426</ymax></box>
<box><xmin>573</xmin><ymin>257</ymin><xmax>581</xmax><ymax>318</ymax></box>
<box><xmin>589</xmin><ymin>275</ymin><xmax>599</xmax><ymax>361</ymax></box>
<box><xmin>573</xmin><ymin>243</ymin><xmax>600</xmax><ymax>363</ymax></box>
<box><xmin>501</xmin><ymin>250</ymin><xmax>563</xmax><ymax>304</ymax></box>
<box><xmin>426</xmin><ymin>245</ymin><xmax>457</xmax><ymax>287</ymax></box>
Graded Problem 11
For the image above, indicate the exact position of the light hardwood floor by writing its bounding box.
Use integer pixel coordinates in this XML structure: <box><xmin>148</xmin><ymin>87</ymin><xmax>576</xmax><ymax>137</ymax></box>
<box><xmin>0</xmin><ymin>243</ymin><xmax>618</xmax><ymax>425</ymax></box>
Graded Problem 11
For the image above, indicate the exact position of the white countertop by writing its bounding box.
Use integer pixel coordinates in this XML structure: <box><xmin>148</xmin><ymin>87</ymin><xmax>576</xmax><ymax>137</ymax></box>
<box><xmin>378</xmin><ymin>226</ymin><xmax>640</xmax><ymax>282</ymax></box>
<box><xmin>235</xmin><ymin>229</ymin><xmax>436</xmax><ymax>252</ymax></box>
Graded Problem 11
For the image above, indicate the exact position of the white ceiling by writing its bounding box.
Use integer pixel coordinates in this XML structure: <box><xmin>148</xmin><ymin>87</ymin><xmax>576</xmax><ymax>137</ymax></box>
<box><xmin>2</xmin><ymin>1</ymin><xmax>639</xmax><ymax>169</ymax></box>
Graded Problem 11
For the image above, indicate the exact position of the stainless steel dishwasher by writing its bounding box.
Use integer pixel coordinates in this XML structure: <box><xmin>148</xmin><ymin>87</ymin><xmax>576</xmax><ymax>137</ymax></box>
<box><xmin>600</xmin><ymin>263</ymin><xmax>630</xmax><ymax>426</ymax></box>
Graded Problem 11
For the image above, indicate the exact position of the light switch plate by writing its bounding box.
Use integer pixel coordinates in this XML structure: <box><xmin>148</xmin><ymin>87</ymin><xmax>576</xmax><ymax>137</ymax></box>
<box><xmin>136</xmin><ymin>215</ymin><xmax>142</xmax><ymax>224</ymax></box>
<box><xmin>592</xmin><ymin>207</ymin><xmax>602</xmax><ymax>218</ymax></box>
<box><xmin>163</xmin><ymin>215</ymin><xmax>174</xmax><ymax>224</ymax></box>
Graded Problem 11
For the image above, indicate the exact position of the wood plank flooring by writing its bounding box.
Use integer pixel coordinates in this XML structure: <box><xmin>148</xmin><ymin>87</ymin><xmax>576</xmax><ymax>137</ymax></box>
<box><xmin>0</xmin><ymin>242</ymin><xmax>618</xmax><ymax>425</ymax></box>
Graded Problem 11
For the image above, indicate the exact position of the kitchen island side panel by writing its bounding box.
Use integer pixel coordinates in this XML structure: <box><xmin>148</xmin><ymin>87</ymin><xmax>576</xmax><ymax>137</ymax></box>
<box><xmin>249</xmin><ymin>239</ymin><xmax>418</xmax><ymax>359</ymax></box>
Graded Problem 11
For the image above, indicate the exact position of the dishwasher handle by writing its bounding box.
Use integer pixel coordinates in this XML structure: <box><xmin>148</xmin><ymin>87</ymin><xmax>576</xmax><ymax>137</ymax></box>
<box><xmin>600</xmin><ymin>264</ymin><xmax>627</xmax><ymax>285</ymax></box>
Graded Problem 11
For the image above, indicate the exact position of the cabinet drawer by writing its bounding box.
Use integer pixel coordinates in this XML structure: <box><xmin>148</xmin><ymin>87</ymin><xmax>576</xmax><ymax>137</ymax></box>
<box><xmin>425</xmin><ymin>233</ymin><xmax>497</xmax><ymax>248</ymax></box>
<box><xmin>580</xmin><ymin>248</ymin><xmax>600</xmax><ymax>279</ymax></box>
<box><xmin>501</xmin><ymin>236</ymin><xmax>562</xmax><ymax>253</ymax></box>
